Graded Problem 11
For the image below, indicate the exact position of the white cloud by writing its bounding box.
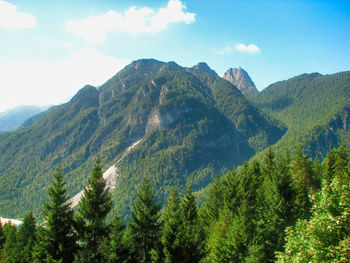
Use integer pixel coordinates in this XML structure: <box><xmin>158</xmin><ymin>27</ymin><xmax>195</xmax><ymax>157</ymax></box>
<box><xmin>235</xmin><ymin>43</ymin><xmax>260</xmax><ymax>54</ymax></box>
<box><xmin>215</xmin><ymin>44</ymin><xmax>233</xmax><ymax>55</ymax></box>
<box><xmin>0</xmin><ymin>0</ymin><xmax>37</xmax><ymax>30</ymax></box>
<box><xmin>0</xmin><ymin>48</ymin><xmax>129</xmax><ymax>112</ymax></box>
<box><xmin>65</xmin><ymin>0</ymin><xmax>196</xmax><ymax>44</ymax></box>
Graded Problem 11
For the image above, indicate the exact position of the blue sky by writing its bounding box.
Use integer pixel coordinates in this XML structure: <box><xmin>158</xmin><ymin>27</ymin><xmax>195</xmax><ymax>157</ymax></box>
<box><xmin>0</xmin><ymin>0</ymin><xmax>349</xmax><ymax>111</ymax></box>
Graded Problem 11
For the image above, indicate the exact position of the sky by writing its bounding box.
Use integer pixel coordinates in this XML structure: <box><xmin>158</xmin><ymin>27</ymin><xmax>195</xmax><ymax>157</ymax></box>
<box><xmin>0</xmin><ymin>0</ymin><xmax>349</xmax><ymax>112</ymax></box>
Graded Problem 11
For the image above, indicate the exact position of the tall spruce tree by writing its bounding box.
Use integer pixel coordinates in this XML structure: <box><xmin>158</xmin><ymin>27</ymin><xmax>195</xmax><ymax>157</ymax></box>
<box><xmin>101</xmin><ymin>207</ymin><xmax>129</xmax><ymax>263</ymax></box>
<box><xmin>0</xmin><ymin>219</ymin><xmax>4</xmax><ymax>250</ymax></box>
<box><xmin>259</xmin><ymin>148</ymin><xmax>292</xmax><ymax>261</ymax></box>
<box><xmin>75</xmin><ymin>158</ymin><xmax>113</xmax><ymax>262</ymax></box>
<box><xmin>200</xmin><ymin>175</ymin><xmax>223</xmax><ymax>228</ymax></box>
<box><xmin>161</xmin><ymin>188</ymin><xmax>182</xmax><ymax>263</ymax></box>
<box><xmin>290</xmin><ymin>145</ymin><xmax>313</xmax><ymax>219</ymax></box>
<box><xmin>324</xmin><ymin>146</ymin><xmax>336</xmax><ymax>182</ymax></box>
<box><xmin>33</xmin><ymin>167</ymin><xmax>76</xmax><ymax>263</ymax></box>
<box><xmin>1</xmin><ymin>223</ymin><xmax>19</xmax><ymax>263</ymax></box>
<box><xmin>179</xmin><ymin>183</ymin><xmax>204</xmax><ymax>263</ymax></box>
<box><xmin>129</xmin><ymin>177</ymin><xmax>161</xmax><ymax>263</ymax></box>
<box><xmin>17</xmin><ymin>212</ymin><xmax>37</xmax><ymax>263</ymax></box>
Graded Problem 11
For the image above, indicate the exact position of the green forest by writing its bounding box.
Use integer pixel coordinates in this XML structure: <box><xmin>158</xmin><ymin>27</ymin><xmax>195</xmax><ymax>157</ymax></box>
<box><xmin>1</xmin><ymin>143</ymin><xmax>349</xmax><ymax>263</ymax></box>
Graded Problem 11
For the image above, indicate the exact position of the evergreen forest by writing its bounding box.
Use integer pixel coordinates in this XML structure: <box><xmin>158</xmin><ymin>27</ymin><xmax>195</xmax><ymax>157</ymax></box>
<box><xmin>1</xmin><ymin>143</ymin><xmax>349</xmax><ymax>262</ymax></box>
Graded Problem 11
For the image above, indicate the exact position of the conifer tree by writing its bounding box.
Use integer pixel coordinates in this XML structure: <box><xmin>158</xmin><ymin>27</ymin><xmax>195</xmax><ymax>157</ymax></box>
<box><xmin>334</xmin><ymin>142</ymin><xmax>349</xmax><ymax>183</ymax></box>
<box><xmin>200</xmin><ymin>175</ymin><xmax>222</xmax><ymax>228</ymax></box>
<box><xmin>259</xmin><ymin>149</ymin><xmax>292</xmax><ymax>261</ymax></box>
<box><xmin>290</xmin><ymin>145</ymin><xmax>314</xmax><ymax>219</ymax></box>
<box><xmin>129</xmin><ymin>177</ymin><xmax>161</xmax><ymax>263</ymax></box>
<box><xmin>17</xmin><ymin>211</ymin><xmax>37</xmax><ymax>263</ymax></box>
<box><xmin>179</xmin><ymin>183</ymin><xmax>204</xmax><ymax>263</ymax></box>
<box><xmin>221</xmin><ymin>168</ymin><xmax>239</xmax><ymax>211</ymax></box>
<box><xmin>1</xmin><ymin>222</ymin><xmax>19</xmax><ymax>263</ymax></box>
<box><xmin>161</xmin><ymin>188</ymin><xmax>182</xmax><ymax>263</ymax></box>
<box><xmin>75</xmin><ymin>158</ymin><xmax>113</xmax><ymax>262</ymax></box>
<box><xmin>101</xmin><ymin>207</ymin><xmax>129</xmax><ymax>263</ymax></box>
<box><xmin>0</xmin><ymin>219</ymin><xmax>4</xmax><ymax>250</ymax></box>
<box><xmin>277</xmin><ymin>145</ymin><xmax>350</xmax><ymax>262</ymax></box>
<box><xmin>324</xmin><ymin>146</ymin><xmax>336</xmax><ymax>182</ymax></box>
<box><xmin>33</xmin><ymin>167</ymin><xmax>76</xmax><ymax>263</ymax></box>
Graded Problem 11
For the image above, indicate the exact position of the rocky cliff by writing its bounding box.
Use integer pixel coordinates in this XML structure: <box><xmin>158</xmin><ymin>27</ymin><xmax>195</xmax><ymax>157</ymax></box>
<box><xmin>223</xmin><ymin>67</ymin><xmax>259</xmax><ymax>95</ymax></box>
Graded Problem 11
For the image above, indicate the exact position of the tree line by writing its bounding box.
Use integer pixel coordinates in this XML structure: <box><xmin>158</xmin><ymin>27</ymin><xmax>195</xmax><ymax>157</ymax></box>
<box><xmin>0</xmin><ymin>144</ymin><xmax>349</xmax><ymax>262</ymax></box>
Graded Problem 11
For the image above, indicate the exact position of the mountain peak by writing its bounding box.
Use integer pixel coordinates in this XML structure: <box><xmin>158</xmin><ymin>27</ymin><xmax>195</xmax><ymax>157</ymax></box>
<box><xmin>192</xmin><ymin>62</ymin><xmax>218</xmax><ymax>75</ymax></box>
<box><xmin>159</xmin><ymin>61</ymin><xmax>182</xmax><ymax>72</ymax></box>
<box><xmin>223</xmin><ymin>67</ymin><xmax>258</xmax><ymax>95</ymax></box>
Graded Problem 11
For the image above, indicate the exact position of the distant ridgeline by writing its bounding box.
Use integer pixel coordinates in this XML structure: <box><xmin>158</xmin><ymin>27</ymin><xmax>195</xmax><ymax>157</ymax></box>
<box><xmin>0</xmin><ymin>105</ymin><xmax>48</xmax><ymax>132</ymax></box>
<box><xmin>247</xmin><ymin>71</ymin><xmax>350</xmax><ymax>157</ymax></box>
<box><xmin>0</xmin><ymin>58</ymin><xmax>348</xmax><ymax>220</ymax></box>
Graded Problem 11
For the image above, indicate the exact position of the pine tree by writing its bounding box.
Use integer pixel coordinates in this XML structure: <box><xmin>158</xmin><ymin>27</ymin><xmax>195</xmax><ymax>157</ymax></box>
<box><xmin>236</xmin><ymin>161</ymin><xmax>262</xmax><ymax>262</ymax></box>
<box><xmin>259</xmin><ymin>149</ymin><xmax>293</xmax><ymax>261</ymax></box>
<box><xmin>161</xmin><ymin>188</ymin><xmax>182</xmax><ymax>263</ymax></box>
<box><xmin>334</xmin><ymin>141</ymin><xmax>349</xmax><ymax>183</ymax></box>
<box><xmin>33</xmin><ymin>167</ymin><xmax>76</xmax><ymax>263</ymax></box>
<box><xmin>17</xmin><ymin>211</ymin><xmax>37</xmax><ymax>263</ymax></box>
<box><xmin>179</xmin><ymin>183</ymin><xmax>204</xmax><ymax>263</ymax></box>
<box><xmin>290</xmin><ymin>145</ymin><xmax>314</xmax><ymax>219</ymax></box>
<box><xmin>200</xmin><ymin>175</ymin><xmax>223</xmax><ymax>229</ymax></box>
<box><xmin>0</xmin><ymin>219</ymin><xmax>5</xmax><ymax>250</ymax></box>
<box><xmin>324</xmin><ymin>146</ymin><xmax>336</xmax><ymax>182</ymax></box>
<box><xmin>129</xmin><ymin>177</ymin><xmax>161</xmax><ymax>263</ymax></box>
<box><xmin>101</xmin><ymin>207</ymin><xmax>129</xmax><ymax>263</ymax></box>
<box><xmin>221</xmin><ymin>168</ymin><xmax>239</xmax><ymax>212</ymax></box>
<box><xmin>75</xmin><ymin>157</ymin><xmax>113</xmax><ymax>262</ymax></box>
<box><xmin>1</xmin><ymin>222</ymin><xmax>19</xmax><ymax>263</ymax></box>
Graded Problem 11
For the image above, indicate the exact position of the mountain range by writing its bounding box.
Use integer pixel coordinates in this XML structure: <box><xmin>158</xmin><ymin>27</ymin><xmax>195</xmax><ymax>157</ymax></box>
<box><xmin>0</xmin><ymin>59</ymin><xmax>348</xmax><ymax>219</ymax></box>
<box><xmin>247</xmin><ymin>71</ymin><xmax>350</xmax><ymax>157</ymax></box>
<box><xmin>0</xmin><ymin>105</ymin><xmax>49</xmax><ymax>132</ymax></box>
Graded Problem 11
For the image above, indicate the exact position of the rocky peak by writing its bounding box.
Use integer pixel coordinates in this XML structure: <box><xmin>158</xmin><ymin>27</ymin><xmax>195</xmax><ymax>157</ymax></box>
<box><xmin>223</xmin><ymin>67</ymin><xmax>258</xmax><ymax>95</ymax></box>
<box><xmin>192</xmin><ymin>62</ymin><xmax>218</xmax><ymax>75</ymax></box>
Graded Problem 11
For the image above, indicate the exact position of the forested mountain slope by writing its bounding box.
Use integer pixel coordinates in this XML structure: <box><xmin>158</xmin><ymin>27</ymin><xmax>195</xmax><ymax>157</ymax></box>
<box><xmin>0</xmin><ymin>59</ymin><xmax>283</xmax><ymax>218</ymax></box>
<box><xmin>248</xmin><ymin>71</ymin><xmax>350</xmax><ymax>157</ymax></box>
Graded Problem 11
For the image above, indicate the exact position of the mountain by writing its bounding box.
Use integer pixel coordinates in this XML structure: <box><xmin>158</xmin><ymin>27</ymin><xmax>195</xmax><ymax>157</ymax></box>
<box><xmin>247</xmin><ymin>71</ymin><xmax>350</xmax><ymax>157</ymax></box>
<box><xmin>0</xmin><ymin>59</ymin><xmax>284</xmax><ymax>218</ymax></box>
<box><xmin>0</xmin><ymin>105</ymin><xmax>48</xmax><ymax>132</ymax></box>
<box><xmin>223</xmin><ymin>67</ymin><xmax>259</xmax><ymax>95</ymax></box>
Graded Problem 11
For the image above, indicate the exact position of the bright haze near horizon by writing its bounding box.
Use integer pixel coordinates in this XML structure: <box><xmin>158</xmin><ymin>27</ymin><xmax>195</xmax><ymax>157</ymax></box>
<box><xmin>0</xmin><ymin>0</ymin><xmax>349</xmax><ymax>112</ymax></box>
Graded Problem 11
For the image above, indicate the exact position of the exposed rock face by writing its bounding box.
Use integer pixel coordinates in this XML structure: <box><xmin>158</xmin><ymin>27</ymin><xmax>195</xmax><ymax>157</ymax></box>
<box><xmin>223</xmin><ymin>67</ymin><xmax>258</xmax><ymax>95</ymax></box>
<box><xmin>146</xmin><ymin>106</ymin><xmax>191</xmax><ymax>132</ymax></box>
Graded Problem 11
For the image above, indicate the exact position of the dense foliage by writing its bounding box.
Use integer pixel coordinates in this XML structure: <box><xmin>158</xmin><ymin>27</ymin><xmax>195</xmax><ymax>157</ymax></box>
<box><xmin>1</xmin><ymin>144</ymin><xmax>349</xmax><ymax>262</ymax></box>
<box><xmin>248</xmin><ymin>71</ymin><xmax>350</xmax><ymax>157</ymax></box>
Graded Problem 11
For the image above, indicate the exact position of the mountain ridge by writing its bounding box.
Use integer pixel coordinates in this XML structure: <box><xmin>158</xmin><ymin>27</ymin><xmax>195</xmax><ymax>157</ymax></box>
<box><xmin>0</xmin><ymin>58</ymin><xmax>284</xmax><ymax>219</ymax></box>
<box><xmin>247</xmin><ymin>70</ymin><xmax>350</xmax><ymax>157</ymax></box>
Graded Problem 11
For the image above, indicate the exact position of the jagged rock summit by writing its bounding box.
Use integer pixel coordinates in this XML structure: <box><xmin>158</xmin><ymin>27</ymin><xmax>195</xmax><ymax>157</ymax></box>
<box><xmin>223</xmin><ymin>67</ymin><xmax>259</xmax><ymax>95</ymax></box>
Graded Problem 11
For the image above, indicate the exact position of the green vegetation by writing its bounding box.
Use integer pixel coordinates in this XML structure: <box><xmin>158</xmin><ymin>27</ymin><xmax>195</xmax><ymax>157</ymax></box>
<box><xmin>0</xmin><ymin>59</ymin><xmax>349</xmax><ymax>262</ymax></box>
<box><xmin>33</xmin><ymin>167</ymin><xmax>76</xmax><ymax>263</ymax></box>
<box><xmin>0</xmin><ymin>106</ymin><xmax>47</xmax><ymax>132</ymax></box>
<box><xmin>1</xmin><ymin>144</ymin><xmax>349</xmax><ymax>262</ymax></box>
<box><xmin>0</xmin><ymin>59</ymin><xmax>283</xmax><ymax>219</ymax></box>
<box><xmin>74</xmin><ymin>158</ymin><xmax>113</xmax><ymax>262</ymax></box>
<box><xmin>248</xmin><ymin>71</ymin><xmax>350</xmax><ymax>157</ymax></box>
